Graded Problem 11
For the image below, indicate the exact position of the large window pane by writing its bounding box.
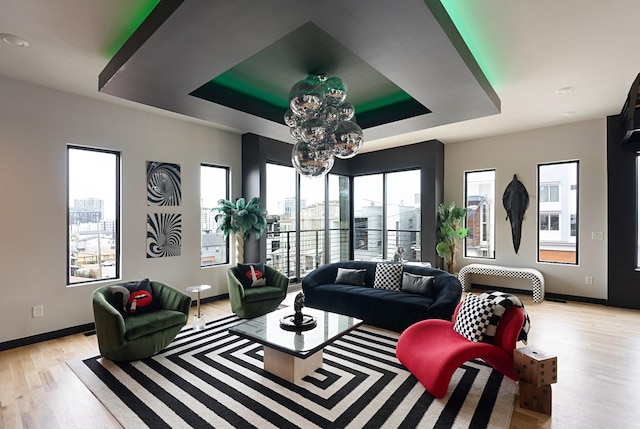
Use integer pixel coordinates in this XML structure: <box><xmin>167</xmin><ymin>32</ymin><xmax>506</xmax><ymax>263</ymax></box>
<box><xmin>354</xmin><ymin>174</ymin><xmax>383</xmax><ymax>260</ymax></box>
<box><xmin>201</xmin><ymin>164</ymin><xmax>229</xmax><ymax>267</ymax></box>
<box><xmin>300</xmin><ymin>177</ymin><xmax>325</xmax><ymax>275</ymax></box>
<box><xmin>538</xmin><ymin>161</ymin><xmax>578</xmax><ymax>264</ymax></box>
<box><xmin>68</xmin><ymin>146</ymin><xmax>119</xmax><ymax>285</ymax></box>
<box><xmin>386</xmin><ymin>170</ymin><xmax>421</xmax><ymax>262</ymax></box>
<box><xmin>328</xmin><ymin>174</ymin><xmax>350</xmax><ymax>263</ymax></box>
<box><xmin>266</xmin><ymin>163</ymin><xmax>297</xmax><ymax>277</ymax></box>
<box><xmin>465</xmin><ymin>170</ymin><xmax>495</xmax><ymax>258</ymax></box>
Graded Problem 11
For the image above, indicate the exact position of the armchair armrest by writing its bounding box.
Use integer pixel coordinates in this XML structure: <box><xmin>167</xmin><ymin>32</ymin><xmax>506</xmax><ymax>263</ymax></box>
<box><xmin>151</xmin><ymin>281</ymin><xmax>191</xmax><ymax>316</ymax></box>
<box><xmin>92</xmin><ymin>287</ymin><xmax>127</xmax><ymax>352</ymax></box>
<box><xmin>266</xmin><ymin>265</ymin><xmax>289</xmax><ymax>294</ymax></box>
<box><xmin>227</xmin><ymin>267</ymin><xmax>246</xmax><ymax>303</ymax></box>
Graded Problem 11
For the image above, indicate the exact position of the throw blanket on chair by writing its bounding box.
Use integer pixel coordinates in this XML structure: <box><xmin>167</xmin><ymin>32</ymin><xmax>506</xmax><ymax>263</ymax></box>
<box><xmin>479</xmin><ymin>291</ymin><xmax>530</xmax><ymax>343</ymax></box>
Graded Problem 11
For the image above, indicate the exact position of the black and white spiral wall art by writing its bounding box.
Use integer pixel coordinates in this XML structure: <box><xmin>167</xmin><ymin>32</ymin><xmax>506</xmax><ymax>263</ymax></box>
<box><xmin>146</xmin><ymin>213</ymin><xmax>182</xmax><ymax>258</ymax></box>
<box><xmin>147</xmin><ymin>161</ymin><xmax>181</xmax><ymax>206</ymax></box>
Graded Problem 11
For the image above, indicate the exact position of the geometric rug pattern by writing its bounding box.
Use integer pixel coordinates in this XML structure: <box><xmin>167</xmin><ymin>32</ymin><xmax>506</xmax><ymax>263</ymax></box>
<box><xmin>68</xmin><ymin>314</ymin><xmax>516</xmax><ymax>428</ymax></box>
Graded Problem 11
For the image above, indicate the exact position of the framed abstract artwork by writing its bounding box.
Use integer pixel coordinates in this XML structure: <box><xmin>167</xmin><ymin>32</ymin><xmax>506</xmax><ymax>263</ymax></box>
<box><xmin>147</xmin><ymin>161</ymin><xmax>181</xmax><ymax>206</ymax></box>
<box><xmin>147</xmin><ymin>213</ymin><xmax>182</xmax><ymax>258</ymax></box>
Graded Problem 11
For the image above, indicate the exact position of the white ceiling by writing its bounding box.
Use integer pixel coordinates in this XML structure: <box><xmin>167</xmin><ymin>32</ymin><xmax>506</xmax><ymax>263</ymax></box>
<box><xmin>2</xmin><ymin>0</ymin><xmax>639</xmax><ymax>152</ymax></box>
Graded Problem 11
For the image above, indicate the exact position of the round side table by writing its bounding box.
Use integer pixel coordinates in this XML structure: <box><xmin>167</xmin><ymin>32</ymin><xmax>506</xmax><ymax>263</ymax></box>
<box><xmin>186</xmin><ymin>284</ymin><xmax>211</xmax><ymax>330</ymax></box>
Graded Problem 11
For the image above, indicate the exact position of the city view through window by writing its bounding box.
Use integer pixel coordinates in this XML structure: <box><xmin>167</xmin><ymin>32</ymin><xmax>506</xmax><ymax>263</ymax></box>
<box><xmin>465</xmin><ymin>170</ymin><xmax>496</xmax><ymax>259</ymax></box>
<box><xmin>538</xmin><ymin>161</ymin><xmax>578</xmax><ymax>264</ymax></box>
<box><xmin>200</xmin><ymin>164</ymin><xmax>229</xmax><ymax>267</ymax></box>
<box><xmin>67</xmin><ymin>146</ymin><xmax>119</xmax><ymax>285</ymax></box>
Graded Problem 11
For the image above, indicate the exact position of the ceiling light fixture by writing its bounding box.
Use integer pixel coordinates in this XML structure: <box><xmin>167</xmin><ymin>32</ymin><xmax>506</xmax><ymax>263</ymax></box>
<box><xmin>560</xmin><ymin>110</ymin><xmax>576</xmax><ymax>117</ymax></box>
<box><xmin>0</xmin><ymin>33</ymin><xmax>30</xmax><ymax>47</ymax></box>
<box><xmin>554</xmin><ymin>87</ymin><xmax>573</xmax><ymax>95</ymax></box>
<box><xmin>284</xmin><ymin>75</ymin><xmax>363</xmax><ymax>177</ymax></box>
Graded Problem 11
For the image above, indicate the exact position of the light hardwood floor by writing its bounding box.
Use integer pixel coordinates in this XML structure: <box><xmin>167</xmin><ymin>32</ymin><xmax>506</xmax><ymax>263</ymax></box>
<box><xmin>1</xmin><ymin>291</ymin><xmax>639</xmax><ymax>428</ymax></box>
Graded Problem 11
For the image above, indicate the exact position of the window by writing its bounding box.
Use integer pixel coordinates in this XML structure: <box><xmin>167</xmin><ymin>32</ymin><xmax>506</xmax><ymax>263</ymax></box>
<box><xmin>266</xmin><ymin>163</ymin><xmax>297</xmax><ymax>277</ymax></box>
<box><xmin>539</xmin><ymin>184</ymin><xmax>560</xmax><ymax>202</ymax></box>
<box><xmin>540</xmin><ymin>213</ymin><xmax>560</xmax><ymax>231</ymax></box>
<box><xmin>386</xmin><ymin>170</ymin><xmax>421</xmax><ymax>261</ymax></box>
<box><xmin>354</xmin><ymin>170</ymin><xmax>421</xmax><ymax>261</ymax></box>
<box><xmin>328</xmin><ymin>174</ymin><xmax>350</xmax><ymax>263</ymax></box>
<box><xmin>538</xmin><ymin>161</ymin><xmax>578</xmax><ymax>264</ymax></box>
<box><xmin>464</xmin><ymin>170</ymin><xmax>495</xmax><ymax>258</ymax></box>
<box><xmin>67</xmin><ymin>146</ymin><xmax>120</xmax><ymax>285</ymax></box>
<box><xmin>200</xmin><ymin>164</ymin><xmax>229</xmax><ymax>267</ymax></box>
<box><xmin>354</xmin><ymin>174</ymin><xmax>383</xmax><ymax>260</ymax></box>
<box><xmin>300</xmin><ymin>175</ymin><xmax>325</xmax><ymax>275</ymax></box>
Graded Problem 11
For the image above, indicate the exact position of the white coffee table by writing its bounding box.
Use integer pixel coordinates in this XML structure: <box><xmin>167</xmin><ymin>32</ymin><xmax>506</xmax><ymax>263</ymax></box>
<box><xmin>229</xmin><ymin>307</ymin><xmax>362</xmax><ymax>383</ymax></box>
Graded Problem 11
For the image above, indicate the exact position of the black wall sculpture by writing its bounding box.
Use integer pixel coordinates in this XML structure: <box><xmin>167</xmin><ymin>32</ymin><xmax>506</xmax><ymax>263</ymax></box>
<box><xmin>502</xmin><ymin>174</ymin><xmax>529</xmax><ymax>254</ymax></box>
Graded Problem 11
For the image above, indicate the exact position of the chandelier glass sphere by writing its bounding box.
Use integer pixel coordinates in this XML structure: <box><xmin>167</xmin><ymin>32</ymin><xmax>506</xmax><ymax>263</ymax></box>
<box><xmin>285</xmin><ymin>75</ymin><xmax>364</xmax><ymax>177</ymax></box>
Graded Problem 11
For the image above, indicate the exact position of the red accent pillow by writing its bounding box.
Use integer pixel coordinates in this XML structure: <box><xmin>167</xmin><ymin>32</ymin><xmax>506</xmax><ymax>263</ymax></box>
<box><xmin>237</xmin><ymin>263</ymin><xmax>267</xmax><ymax>288</ymax></box>
<box><xmin>109</xmin><ymin>278</ymin><xmax>158</xmax><ymax>315</ymax></box>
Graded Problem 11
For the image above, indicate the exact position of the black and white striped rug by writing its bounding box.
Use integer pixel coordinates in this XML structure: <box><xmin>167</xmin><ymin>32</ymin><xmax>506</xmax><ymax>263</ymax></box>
<box><xmin>68</xmin><ymin>315</ymin><xmax>516</xmax><ymax>428</ymax></box>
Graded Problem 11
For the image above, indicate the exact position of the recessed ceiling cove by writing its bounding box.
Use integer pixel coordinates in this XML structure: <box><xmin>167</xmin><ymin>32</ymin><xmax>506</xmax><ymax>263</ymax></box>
<box><xmin>99</xmin><ymin>0</ymin><xmax>500</xmax><ymax>144</ymax></box>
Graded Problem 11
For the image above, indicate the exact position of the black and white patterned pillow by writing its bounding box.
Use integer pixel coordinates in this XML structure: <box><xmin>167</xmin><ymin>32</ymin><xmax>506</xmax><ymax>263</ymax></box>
<box><xmin>373</xmin><ymin>263</ymin><xmax>403</xmax><ymax>291</ymax></box>
<box><xmin>453</xmin><ymin>293</ymin><xmax>495</xmax><ymax>342</ymax></box>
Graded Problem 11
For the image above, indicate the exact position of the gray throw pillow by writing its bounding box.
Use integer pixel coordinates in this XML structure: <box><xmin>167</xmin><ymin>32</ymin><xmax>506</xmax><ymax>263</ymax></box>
<box><xmin>335</xmin><ymin>267</ymin><xmax>367</xmax><ymax>286</ymax></box>
<box><xmin>401</xmin><ymin>272</ymin><xmax>434</xmax><ymax>295</ymax></box>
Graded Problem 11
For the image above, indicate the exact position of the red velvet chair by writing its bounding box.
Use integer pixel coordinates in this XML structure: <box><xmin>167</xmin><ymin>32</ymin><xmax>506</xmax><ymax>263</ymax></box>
<box><xmin>396</xmin><ymin>301</ymin><xmax>524</xmax><ymax>398</ymax></box>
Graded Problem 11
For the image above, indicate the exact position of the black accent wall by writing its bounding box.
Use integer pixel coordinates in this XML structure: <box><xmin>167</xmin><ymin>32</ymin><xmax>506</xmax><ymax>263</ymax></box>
<box><xmin>607</xmin><ymin>114</ymin><xmax>640</xmax><ymax>309</ymax></box>
<box><xmin>241</xmin><ymin>133</ymin><xmax>444</xmax><ymax>267</ymax></box>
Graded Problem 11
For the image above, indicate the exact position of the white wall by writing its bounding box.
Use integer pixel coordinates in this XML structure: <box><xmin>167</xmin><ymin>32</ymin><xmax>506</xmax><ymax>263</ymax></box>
<box><xmin>445</xmin><ymin>119</ymin><xmax>607</xmax><ymax>299</ymax></box>
<box><xmin>0</xmin><ymin>76</ymin><xmax>242</xmax><ymax>343</ymax></box>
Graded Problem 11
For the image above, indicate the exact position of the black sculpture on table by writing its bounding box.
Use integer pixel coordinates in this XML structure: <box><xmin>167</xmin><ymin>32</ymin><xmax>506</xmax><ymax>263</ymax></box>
<box><xmin>502</xmin><ymin>174</ymin><xmax>529</xmax><ymax>254</ymax></box>
<box><xmin>280</xmin><ymin>292</ymin><xmax>317</xmax><ymax>331</ymax></box>
<box><xmin>293</xmin><ymin>292</ymin><xmax>305</xmax><ymax>325</ymax></box>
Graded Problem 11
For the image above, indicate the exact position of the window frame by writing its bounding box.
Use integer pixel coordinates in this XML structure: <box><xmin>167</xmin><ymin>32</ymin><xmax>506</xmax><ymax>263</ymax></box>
<box><xmin>200</xmin><ymin>163</ymin><xmax>230</xmax><ymax>268</ymax></box>
<box><xmin>537</xmin><ymin>160</ymin><xmax>579</xmax><ymax>265</ymax></box>
<box><xmin>464</xmin><ymin>169</ymin><xmax>496</xmax><ymax>259</ymax></box>
<box><xmin>67</xmin><ymin>145</ymin><xmax>121</xmax><ymax>286</ymax></box>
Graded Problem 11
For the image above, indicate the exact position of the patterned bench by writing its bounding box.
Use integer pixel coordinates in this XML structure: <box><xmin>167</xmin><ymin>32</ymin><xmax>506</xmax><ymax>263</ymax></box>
<box><xmin>457</xmin><ymin>263</ymin><xmax>545</xmax><ymax>303</ymax></box>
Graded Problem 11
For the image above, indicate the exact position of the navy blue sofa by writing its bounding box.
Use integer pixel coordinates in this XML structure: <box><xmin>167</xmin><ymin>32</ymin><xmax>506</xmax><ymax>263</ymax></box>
<box><xmin>302</xmin><ymin>261</ymin><xmax>463</xmax><ymax>332</ymax></box>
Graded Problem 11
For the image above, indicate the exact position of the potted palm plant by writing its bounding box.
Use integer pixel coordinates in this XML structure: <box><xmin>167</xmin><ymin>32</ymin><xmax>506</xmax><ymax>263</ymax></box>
<box><xmin>435</xmin><ymin>202</ymin><xmax>468</xmax><ymax>274</ymax></box>
<box><xmin>214</xmin><ymin>197</ymin><xmax>267</xmax><ymax>264</ymax></box>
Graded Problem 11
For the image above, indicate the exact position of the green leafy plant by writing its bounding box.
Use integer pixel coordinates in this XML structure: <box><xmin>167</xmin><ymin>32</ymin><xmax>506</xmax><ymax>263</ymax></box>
<box><xmin>214</xmin><ymin>197</ymin><xmax>267</xmax><ymax>241</ymax></box>
<box><xmin>435</xmin><ymin>202</ymin><xmax>468</xmax><ymax>274</ymax></box>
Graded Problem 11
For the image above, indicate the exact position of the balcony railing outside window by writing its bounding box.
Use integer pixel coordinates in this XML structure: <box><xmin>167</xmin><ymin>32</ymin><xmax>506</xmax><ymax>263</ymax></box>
<box><xmin>266</xmin><ymin>228</ymin><xmax>349</xmax><ymax>279</ymax></box>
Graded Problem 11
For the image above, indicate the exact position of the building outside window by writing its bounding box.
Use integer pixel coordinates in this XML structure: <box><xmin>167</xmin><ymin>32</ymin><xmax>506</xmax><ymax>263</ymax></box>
<box><xmin>354</xmin><ymin>170</ymin><xmax>421</xmax><ymax>262</ymax></box>
<box><xmin>67</xmin><ymin>146</ymin><xmax>120</xmax><ymax>285</ymax></box>
<box><xmin>201</xmin><ymin>164</ymin><xmax>229</xmax><ymax>267</ymax></box>
<box><xmin>464</xmin><ymin>169</ymin><xmax>495</xmax><ymax>258</ymax></box>
<box><xmin>538</xmin><ymin>161</ymin><xmax>578</xmax><ymax>264</ymax></box>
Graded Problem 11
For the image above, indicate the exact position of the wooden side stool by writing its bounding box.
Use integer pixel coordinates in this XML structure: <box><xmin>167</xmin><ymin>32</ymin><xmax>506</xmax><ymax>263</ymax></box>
<box><xmin>514</xmin><ymin>346</ymin><xmax>557</xmax><ymax>415</ymax></box>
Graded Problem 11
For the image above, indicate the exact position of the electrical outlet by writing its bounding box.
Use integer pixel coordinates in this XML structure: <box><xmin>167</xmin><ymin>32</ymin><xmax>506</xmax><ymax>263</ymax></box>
<box><xmin>585</xmin><ymin>276</ymin><xmax>593</xmax><ymax>285</ymax></box>
<box><xmin>591</xmin><ymin>231</ymin><xmax>604</xmax><ymax>240</ymax></box>
<box><xmin>32</xmin><ymin>305</ymin><xmax>44</xmax><ymax>318</ymax></box>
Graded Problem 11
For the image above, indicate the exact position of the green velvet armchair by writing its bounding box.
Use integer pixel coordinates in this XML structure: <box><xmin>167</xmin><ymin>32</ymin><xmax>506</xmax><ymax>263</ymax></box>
<box><xmin>227</xmin><ymin>265</ymin><xmax>289</xmax><ymax>318</ymax></box>
<box><xmin>92</xmin><ymin>280</ymin><xmax>191</xmax><ymax>361</ymax></box>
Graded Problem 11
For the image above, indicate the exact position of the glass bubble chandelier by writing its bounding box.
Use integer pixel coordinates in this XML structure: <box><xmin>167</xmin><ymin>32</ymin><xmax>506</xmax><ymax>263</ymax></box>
<box><xmin>284</xmin><ymin>75</ymin><xmax>364</xmax><ymax>177</ymax></box>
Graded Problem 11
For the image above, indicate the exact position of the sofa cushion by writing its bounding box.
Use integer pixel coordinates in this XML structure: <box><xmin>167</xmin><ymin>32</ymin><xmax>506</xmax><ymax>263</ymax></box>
<box><xmin>453</xmin><ymin>293</ymin><xmax>495</xmax><ymax>342</ymax></box>
<box><xmin>335</xmin><ymin>267</ymin><xmax>367</xmax><ymax>286</ymax></box>
<box><xmin>373</xmin><ymin>263</ymin><xmax>403</xmax><ymax>291</ymax></box>
<box><xmin>237</xmin><ymin>263</ymin><xmax>267</xmax><ymax>288</ymax></box>
<box><xmin>124</xmin><ymin>309</ymin><xmax>187</xmax><ymax>341</ymax></box>
<box><xmin>109</xmin><ymin>278</ymin><xmax>159</xmax><ymax>315</ymax></box>
<box><xmin>401</xmin><ymin>272</ymin><xmax>434</xmax><ymax>296</ymax></box>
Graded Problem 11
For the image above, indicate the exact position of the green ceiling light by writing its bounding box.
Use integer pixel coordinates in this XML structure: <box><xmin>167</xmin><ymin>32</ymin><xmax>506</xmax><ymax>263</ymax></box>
<box><xmin>105</xmin><ymin>0</ymin><xmax>162</xmax><ymax>57</ymax></box>
<box><xmin>440</xmin><ymin>0</ymin><xmax>498</xmax><ymax>85</ymax></box>
<box><xmin>285</xmin><ymin>75</ymin><xmax>363</xmax><ymax>177</ymax></box>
